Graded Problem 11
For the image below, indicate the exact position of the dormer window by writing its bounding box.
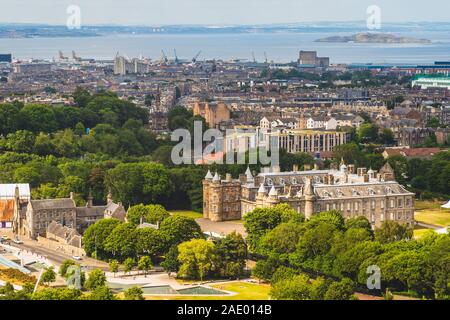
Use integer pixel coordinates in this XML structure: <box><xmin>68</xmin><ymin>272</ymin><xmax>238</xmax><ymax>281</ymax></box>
<box><xmin>267</xmin><ymin>178</ymin><xmax>273</xmax><ymax>186</ymax></box>
<box><xmin>279</xmin><ymin>178</ymin><xmax>285</xmax><ymax>186</ymax></box>
<box><xmin>291</xmin><ymin>178</ymin><xmax>298</xmax><ymax>184</ymax></box>
<box><xmin>352</xmin><ymin>189</ymin><xmax>359</xmax><ymax>196</ymax></box>
<box><xmin>368</xmin><ymin>188</ymin><xmax>376</xmax><ymax>196</ymax></box>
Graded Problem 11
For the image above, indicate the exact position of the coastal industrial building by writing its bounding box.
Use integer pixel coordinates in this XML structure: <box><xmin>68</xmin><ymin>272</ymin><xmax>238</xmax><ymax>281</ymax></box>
<box><xmin>298</xmin><ymin>51</ymin><xmax>330</xmax><ymax>68</ymax></box>
<box><xmin>412</xmin><ymin>75</ymin><xmax>450</xmax><ymax>90</ymax></box>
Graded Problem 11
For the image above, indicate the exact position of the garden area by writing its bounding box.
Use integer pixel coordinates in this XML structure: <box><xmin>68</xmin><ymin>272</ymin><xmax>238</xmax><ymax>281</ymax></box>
<box><xmin>414</xmin><ymin>200</ymin><xmax>450</xmax><ymax>227</ymax></box>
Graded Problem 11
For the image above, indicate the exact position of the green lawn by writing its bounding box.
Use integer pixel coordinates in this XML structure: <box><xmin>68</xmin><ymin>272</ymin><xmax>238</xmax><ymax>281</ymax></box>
<box><xmin>414</xmin><ymin>200</ymin><xmax>450</xmax><ymax>227</ymax></box>
<box><xmin>413</xmin><ymin>227</ymin><xmax>436</xmax><ymax>239</ymax></box>
<box><xmin>169</xmin><ymin>210</ymin><xmax>203</xmax><ymax>219</ymax></box>
<box><xmin>145</xmin><ymin>281</ymin><xmax>271</xmax><ymax>300</ymax></box>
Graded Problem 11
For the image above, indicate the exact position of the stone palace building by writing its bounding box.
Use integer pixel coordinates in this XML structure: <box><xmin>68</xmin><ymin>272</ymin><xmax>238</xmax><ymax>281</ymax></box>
<box><xmin>203</xmin><ymin>162</ymin><xmax>415</xmax><ymax>228</ymax></box>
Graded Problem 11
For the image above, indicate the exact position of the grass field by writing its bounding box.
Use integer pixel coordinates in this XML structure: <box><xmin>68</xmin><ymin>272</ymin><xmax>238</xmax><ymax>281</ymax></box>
<box><xmin>414</xmin><ymin>200</ymin><xmax>450</xmax><ymax>227</ymax></box>
<box><xmin>145</xmin><ymin>281</ymin><xmax>271</xmax><ymax>300</ymax></box>
<box><xmin>169</xmin><ymin>210</ymin><xmax>203</xmax><ymax>219</ymax></box>
<box><xmin>413</xmin><ymin>227</ymin><xmax>436</xmax><ymax>239</ymax></box>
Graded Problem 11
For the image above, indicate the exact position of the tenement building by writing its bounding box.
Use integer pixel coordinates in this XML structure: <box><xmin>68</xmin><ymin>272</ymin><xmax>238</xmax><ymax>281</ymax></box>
<box><xmin>203</xmin><ymin>162</ymin><xmax>415</xmax><ymax>228</ymax></box>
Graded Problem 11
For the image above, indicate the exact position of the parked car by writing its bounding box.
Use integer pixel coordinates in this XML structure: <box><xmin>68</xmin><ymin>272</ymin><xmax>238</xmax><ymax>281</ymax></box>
<box><xmin>13</xmin><ymin>239</ymin><xmax>23</xmax><ymax>244</ymax></box>
<box><xmin>72</xmin><ymin>256</ymin><xmax>82</xmax><ymax>261</ymax></box>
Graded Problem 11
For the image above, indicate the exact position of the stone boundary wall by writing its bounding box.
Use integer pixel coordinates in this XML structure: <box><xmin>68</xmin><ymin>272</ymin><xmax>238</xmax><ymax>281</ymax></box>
<box><xmin>37</xmin><ymin>236</ymin><xmax>86</xmax><ymax>257</ymax></box>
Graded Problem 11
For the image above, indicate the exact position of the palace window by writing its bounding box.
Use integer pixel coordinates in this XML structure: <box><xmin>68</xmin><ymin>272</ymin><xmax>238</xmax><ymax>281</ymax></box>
<box><xmin>406</xmin><ymin>198</ymin><xmax>412</xmax><ymax>207</ymax></box>
<box><xmin>390</xmin><ymin>199</ymin><xmax>395</xmax><ymax>208</ymax></box>
<box><xmin>398</xmin><ymin>199</ymin><xmax>403</xmax><ymax>208</ymax></box>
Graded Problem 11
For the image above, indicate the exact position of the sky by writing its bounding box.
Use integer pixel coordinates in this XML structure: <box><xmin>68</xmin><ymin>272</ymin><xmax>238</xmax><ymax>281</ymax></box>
<box><xmin>1</xmin><ymin>0</ymin><xmax>449</xmax><ymax>25</ymax></box>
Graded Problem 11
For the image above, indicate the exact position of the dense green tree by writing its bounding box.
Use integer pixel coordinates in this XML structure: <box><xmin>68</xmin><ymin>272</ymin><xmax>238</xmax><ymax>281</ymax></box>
<box><xmin>215</xmin><ymin>232</ymin><xmax>247</xmax><ymax>279</ymax></box>
<box><xmin>159</xmin><ymin>215</ymin><xmax>203</xmax><ymax>246</ymax></box>
<box><xmin>85</xmin><ymin>286</ymin><xmax>115</xmax><ymax>300</ymax></box>
<box><xmin>1</xmin><ymin>130</ymin><xmax>36</xmax><ymax>153</ymax></box>
<box><xmin>109</xmin><ymin>260</ymin><xmax>120</xmax><ymax>277</ymax></box>
<box><xmin>126</xmin><ymin>204</ymin><xmax>170</xmax><ymax>226</ymax></box>
<box><xmin>375</xmin><ymin>221</ymin><xmax>413</xmax><ymax>244</ymax></box>
<box><xmin>105</xmin><ymin>162</ymin><xmax>172</xmax><ymax>206</ymax></box>
<box><xmin>324</xmin><ymin>278</ymin><xmax>356</xmax><ymax>300</ymax></box>
<box><xmin>85</xmin><ymin>269</ymin><xmax>107</xmax><ymax>291</ymax></box>
<box><xmin>244</xmin><ymin>204</ymin><xmax>303</xmax><ymax>251</ymax></box>
<box><xmin>123</xmin><ymin>286</ymin><xmax>144</xmax><ymax>300</ymax></box>
<box><xmin>0</xmin><ymin>103</ymin><xmax>20</xmax><ymax>134</ymax></box>
<box><xmin>161</xmin><ymin>245</ymin><xmax>180</xmax><ymax>276</ymax></box>
<box><xmin>357</xmin><ymin>124</ymin><xmax>379</xmax><ymax>144</ymax></box>
<box><xmin>136</xmin><ymin>227</ymin><xmax>168</xmax><ymax>256</ymax></box>
<box><xmin>123</xmin><ymin>258</ymin><xmax>136</xmax><ymax>274</ymax></box>
<box><xmin>270</xmin><ymin>266</ymin><xmax>300</xmax><ymax>284</ymax></box>
<box><xmin>83</xmin><ymin>218</ymin><xmax>122</xmax><ymax>258</ymax></box>
<box><xmin>40</xmin><ymin>267</ymin><xmax>56</xmax><ymax>286</ymax></box>
<box><xmin>137</xmin><ymin>256</ymin><xmax>153</xmax><ymax>276</ymax></box>
<box><xmin>32</xmin><ymin>288</ymin><xmax>82</xmax><ymax>300</ymax></box>
<box><xmin>19</xmin><ymin>104</ymin><xmax>58</xmax><ymax>133</ymax></box>
<box><xmin>177</xmin><ymin>239</ymin><xmax>216</xmax><ymax>281</ymax></box>
<box><xmin>104</xmin><ymin>223</ymin><xmax>138</xmax><ymax>259</ymax></box>
<box><xmin>270</xmin><ymin>274</ymin><xmax>312</xmax><ymax>300</ymax></box>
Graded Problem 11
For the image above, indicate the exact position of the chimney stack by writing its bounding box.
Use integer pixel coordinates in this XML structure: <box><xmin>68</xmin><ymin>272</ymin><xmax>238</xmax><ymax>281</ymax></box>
<box><xmin>347</xmin><ymin>165</ymin><xmax>355</xmax><ymax>174</ymax></box>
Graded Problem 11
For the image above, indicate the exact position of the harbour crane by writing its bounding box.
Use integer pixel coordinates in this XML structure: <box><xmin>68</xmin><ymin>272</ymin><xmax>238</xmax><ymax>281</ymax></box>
<box><xmin>59</xmin><ymin>50</ymin><xmax>68</xmax><ymax>61</ymax></box>
<box><xmin>252</xmin><ymin>52</ymin><xmax>256</xmax><ymax>63</ymax></box>
<box><xmin>174</xmin><ymin>49</ymin><xmax>179</xmax><ymax>64</ymax></box>
<box><xmin>72</xmin><ymin>50</ymin><xmax>81</xmax><ymax>61</ymax></box>
<box><xmin>192</xmin><ymin>51</ymin><xmax>202</xmax><ymax>63</ymax></box>
<box><xmin>264</xmin><ymin>52</ymin><xmax>268</xmax><ymax>64</ymax></box>
<box><xmin>160</xmin><ymin>50</ymin><xmax>168</xmax><ymax>64</ymax></box>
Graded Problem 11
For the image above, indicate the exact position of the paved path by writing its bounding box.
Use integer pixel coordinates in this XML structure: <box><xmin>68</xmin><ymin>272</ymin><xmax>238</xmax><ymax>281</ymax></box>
<box><xmin>196</xmin><ymin>218</ymin><xmax>247</xmax><ymax>237</ymax></box>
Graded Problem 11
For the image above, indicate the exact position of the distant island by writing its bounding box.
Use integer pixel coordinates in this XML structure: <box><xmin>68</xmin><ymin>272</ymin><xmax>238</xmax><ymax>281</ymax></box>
<box><xmin>315</xmin><ymin>32</ymin><xmax>431</xmax><ymax>44</ymax></box>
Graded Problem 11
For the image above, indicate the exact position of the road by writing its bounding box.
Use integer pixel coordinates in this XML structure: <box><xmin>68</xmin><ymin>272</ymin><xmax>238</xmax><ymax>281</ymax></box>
<box><xmin>1</xmin><ymin>229</ymin><xmax>108</xmax><ymax>271</ymax></box>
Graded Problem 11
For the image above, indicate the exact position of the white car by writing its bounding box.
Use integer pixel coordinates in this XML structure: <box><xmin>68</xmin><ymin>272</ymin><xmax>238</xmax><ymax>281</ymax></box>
<box><xmin>13</xmin><ymin>239</ymin><xmax>23</xmax><ymax>244</ymax></box>
<box><xmin>72</xmin><ymin>256</ymin><xmax>82</xmax><ymax>261</ymax></box>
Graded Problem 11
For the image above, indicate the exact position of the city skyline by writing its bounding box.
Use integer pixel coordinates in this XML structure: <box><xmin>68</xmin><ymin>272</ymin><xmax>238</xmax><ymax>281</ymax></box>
<box><xmin>1</xmin><ymin>0</ymin><xmax>450</xmax><ymax>25</ymax></box>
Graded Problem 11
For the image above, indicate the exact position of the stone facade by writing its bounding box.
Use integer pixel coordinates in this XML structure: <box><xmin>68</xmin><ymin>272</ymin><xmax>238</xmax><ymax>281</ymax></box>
<box><xmin>13</xmin><ymin>191</ymin><xmax>126</xmax><ymax>240</ymax></box>
<box><xmin>203</xmin><ymin>162</ymin><xmax>415</xmax><ymax>228</ymax></box>
<box><xmin>193</xmin><ymin>101</ymin><xmax>231</xmax><ymax>129</ymax></box>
